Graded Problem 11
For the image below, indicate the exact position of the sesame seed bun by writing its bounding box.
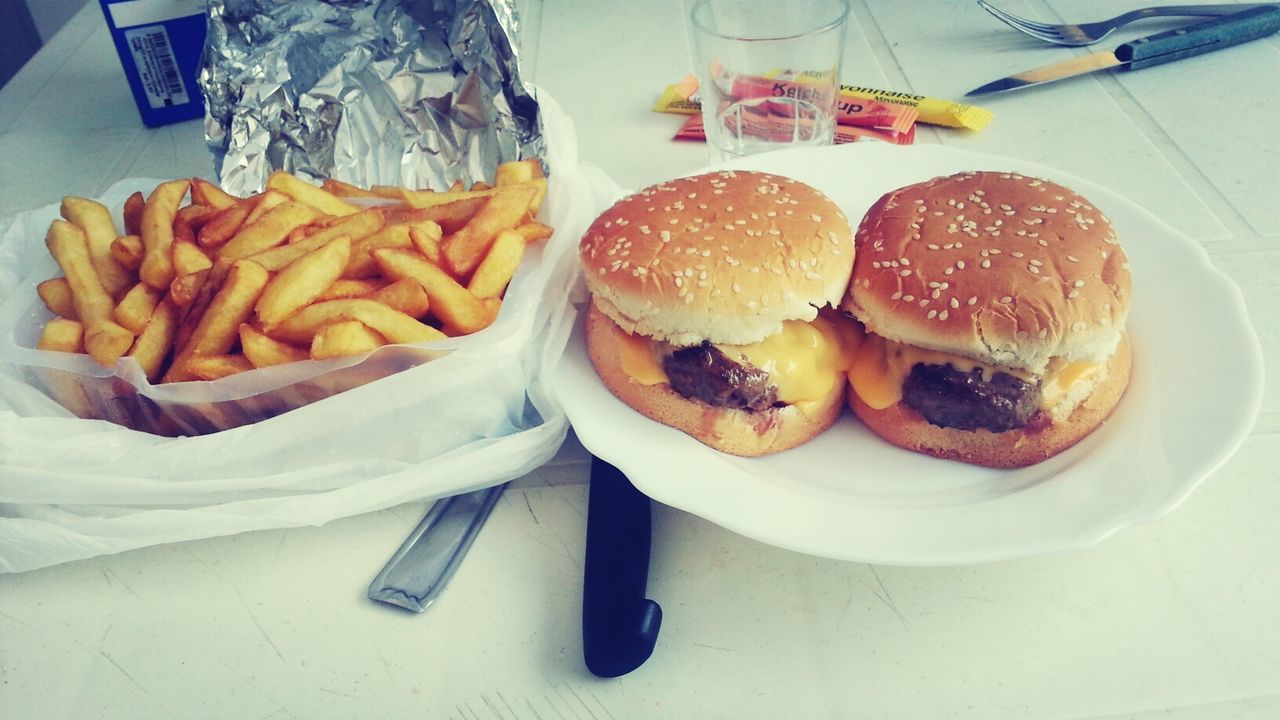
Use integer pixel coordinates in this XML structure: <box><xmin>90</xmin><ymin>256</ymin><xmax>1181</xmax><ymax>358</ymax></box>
<box><xmin>842</xmin><ymin>171</ymin><xmax>1131</xmax><ymax>374</ymax></box>
<box><xmin>581</xmin><ymin>170</ymin><xmax>854</xmax><ymax>347</ymax></box>
<box><xmin>585</xmin><ymin>302</ymin><xmax>846</xmax><ymax>457</ymax></box>
<box><xmin>849</xmin><ymin>333</ymin><xmax>1131</xmax><ymax>468</ymax></box>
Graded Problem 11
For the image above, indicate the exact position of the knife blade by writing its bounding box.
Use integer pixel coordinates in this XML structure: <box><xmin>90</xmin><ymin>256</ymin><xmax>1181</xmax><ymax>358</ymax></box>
<box><xmin>368</xmin><ymin>484</ymin><xmax>506</xmax><ymax>613</ymax></box>
<box><xmin>967</xmin><ymin>5</ymin><xmax>1280</xmax><ymax>96</ymax></box>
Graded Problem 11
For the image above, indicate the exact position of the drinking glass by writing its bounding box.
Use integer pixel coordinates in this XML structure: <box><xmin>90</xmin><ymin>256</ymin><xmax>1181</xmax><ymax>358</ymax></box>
<box><xmin>689</xmin><ymin>0</ymin><xmax>850</xmax><ymax>161</ymax></box>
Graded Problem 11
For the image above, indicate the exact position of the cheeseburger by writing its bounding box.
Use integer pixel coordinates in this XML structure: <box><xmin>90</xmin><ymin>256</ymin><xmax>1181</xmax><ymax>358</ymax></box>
<box><xmin>580</xmin><ymin>170</ymin><xmax>859</xmax><ymax>456</ymax></box>
<box><xmin>842</xmin><ymin>170</ymin><xmax>1132</xmax><ymax>468</ymax></box>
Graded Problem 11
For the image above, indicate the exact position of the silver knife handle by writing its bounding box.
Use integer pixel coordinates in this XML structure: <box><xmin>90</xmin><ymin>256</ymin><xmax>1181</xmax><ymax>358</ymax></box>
<box><xmin>368</xmin><ymin>484</ymin><xmax>506</xmax><ymax>613</ymax></box>
<box><xmin>1118</xmin><ymin>5</ymin><xmax>1280</xmax><ymax>69</ymax></box>
<box><xmin>1131</xmin><ymin>4</ymin><xmax>1273</xmax><ymax>19</ymax></box>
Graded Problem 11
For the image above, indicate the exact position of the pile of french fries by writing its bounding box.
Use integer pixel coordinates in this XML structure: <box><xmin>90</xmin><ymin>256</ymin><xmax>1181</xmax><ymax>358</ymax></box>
<box><xmin>34</xmin><ymin>160</ymin><xmax>552</xmax><ymax>384</ymax></box>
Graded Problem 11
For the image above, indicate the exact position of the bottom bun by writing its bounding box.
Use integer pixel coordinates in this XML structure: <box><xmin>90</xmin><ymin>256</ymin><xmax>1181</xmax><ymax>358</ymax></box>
<box><xmin>585</xmin><ymin>302</ymin><xmax>844</xmax><ymax>457</ymax></box>
<box><xmin>850</xmin><ymin>334</ymin><xmax>1132</xmax><ymax>468</ymax></box>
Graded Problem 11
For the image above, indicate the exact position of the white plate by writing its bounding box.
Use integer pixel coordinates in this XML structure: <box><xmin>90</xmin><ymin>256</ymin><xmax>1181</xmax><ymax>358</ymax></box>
<box><xmin>553</xmin><ymin>142</ymin><xmax>1263</xmax><ymax>566</ymax></box>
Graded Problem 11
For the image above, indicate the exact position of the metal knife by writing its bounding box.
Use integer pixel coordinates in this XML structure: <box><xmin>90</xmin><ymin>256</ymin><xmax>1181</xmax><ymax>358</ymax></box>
<box><xmin>967</xmin><ymin>5</ymin><xmax>1280</xmax><ymax>96</ymax></box>
<box><xmin>368</xmin><ymin>484</ymin><xmax>506</xmax><ymax>613</ymax></box>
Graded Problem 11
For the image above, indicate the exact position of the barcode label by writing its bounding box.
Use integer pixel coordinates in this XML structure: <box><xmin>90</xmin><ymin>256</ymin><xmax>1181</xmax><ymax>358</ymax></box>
<box><xmin>123</xmin><ymin>25</ymin><xmax>190</xmax><ymax>109</ymax></box>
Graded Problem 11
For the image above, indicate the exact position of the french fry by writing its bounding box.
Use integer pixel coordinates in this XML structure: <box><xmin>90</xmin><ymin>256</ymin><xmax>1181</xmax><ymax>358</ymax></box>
<box><xmin>514</xmin><ymin>221</ymin><xmax>554</xmax><ymax>244</ymax></box>
<box><xmin>169</xmin><ymin>269</ymin><xmax>209</xmax><ymax>308</ymax></box>
<box><xmin>186</xmin><ymin>354</ymin><xmax>254</xmax><ymax>381</ymax></box>
<box><xmin>61</xmin><ymin>196</ymin><xmax>132</xmax><ymax>298</ymax></box>
<box><xmin>266</xmin><ymin>170</ymin><xmax>358</xmax><ymax>217</ymax></box>
<box><xmin>407</xmin><ymin>222</ymin><xmax>443</xmax><ymax>264</ymax></box>
<box><xmin>217</xmin><ymin>201</ymin><xmax>323</xmax><ymax>261</ymax></box>
<box><xmin>494</xmin><ymin>159</ymin><xmax>541</xmax><ymax>186</ymax></box>
<box><xmin>112</xmin><ymin>283</ymin><xmax>163</xmax><ymax>333</ymax></box>
<box><xmin>37</xmin><ymin>318</ymin><xmax>84</xmax><ymax>353</ymax></box>
<box><xmin>127</xmin><ymin>299</ymin><xmax>177</xmax><ymax>382</ymax></box>
<box><xmin>268</xmin><ymin>298</ymin><xmax>446</xmax><ymax>346</ymax></box>
<box><xmin>190</xmin><ymin>178</ymin><xmax>238</xmax><ymax>210</ymax></box>
<box><xmin>345</xmin><ymin>225</ymin><xmax>412</xmax><ymax>279</ymax></box>
<box><xmin>383</xmin><ymin>196</ymin><xmax>488</xmax><ymax>234</ymax></box>
<box><xmin>164</xmin><ymin>260</ymin><xmax>269</xmax><ymax>382</ymax></box>
<box><xmin>172</xmin><ymin>260</ymin><xmax>230</xmax><ymax>352</ymax></box>
<box><xmin>370</xmin><ymin>185</ymin><xmax>411</xmax><ymax>201</ymax></box>
<box><xmin>123</xmin><ymin>191</ymin><xmax>145</xmax><ymax>236</ymax></box>
<box><xmin>467</xmin><ymin>229</ymin><xmax>525</xmax><ymax>299</ymax></box>
<box><xmin>322</xmin><ymin>178</ymin><xmax>382</xmax><ymax>199</ymax></box>
<box><xmin>198</xmin><ymin>195</ymin><xmax>260</xmax><ymax>248</ymax></box>
<box><xmin>399</xmin><ymin>188</ymin><xmax>494</xmax><ymax>209</ymax></box>
<box><xmin>243</xmin><ymin>189</ymin><xmax>289</xmax><ymax>225</ymax></box>
<box><xmin>45</xmin><ymin>220</ymin><xmax>135</xmax><ymax>366</ymax></box>
<box><xmin>139</xmin><ymin>179</ymin><xmax>191</xmax><ymax>290</ymax></box>
<box><xmin>110</xmin><ymin>234</ymin><xmax>145</xmax><ymax>271</ymax></box>
<box><xmin>173</xmin><ymin>240</ymin><xmax>213</xmax><ymax>277</ymax></box>
<box><xmin>173</xmin><ymin>203</ymin><xmax>215</xmax><ymax>245</ymax></box>
<box><xmin>239</xmin><ymin>324</ymin><xmax>309</xmax><ymax>368</ymax></box>
<box><xmin>37</xmin><ymin>278</ymin><xmax>79</xmax><ymax>319</ymax></box>
<box><xmin>255</xmin><ymin>236</ymin><xmax>352</xmax><ymax>329</ymax></box>
<box><xmin>316</xmin><ymin>278</ymin><xmax>387</xmax><ymax>301</ymax></box>
<box><xmin>372</xmin><ymin>248</ymin><xmax>490</xmax><ymax>333</ymax></box>
<box><xmin>245</xmin><ymin>208</ymin><xmax>382</xmax><ymax>272</ymax></box>
<box><xmin>441</xmin><ymin>296</ymin><xmax>501</xmax><ymax>337</ymax></box>
<box><xmin>522</xmin><ymin>177</ymin><xmax>549</xmax><ymax>216</ymax></box>
<box><xmin>440</xmin><ymin>184</ymin><xmax>537</xmax><ymax>276</ymax></box>
<box><xmin>366</xmin><ymin>278</ymin><xmax>430</xmax><ymax>318</ymax></box>
<box><xmin>310</xmin><ymin>320</ymin><xmax>386</xmax><ymax>360</ymax></box>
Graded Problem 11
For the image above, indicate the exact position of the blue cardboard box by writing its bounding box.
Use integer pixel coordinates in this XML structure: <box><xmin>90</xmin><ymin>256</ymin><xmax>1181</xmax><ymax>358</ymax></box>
<box><xmin>99</xmin><ymin>0</ymin><xmax>207</xmax><ymax>127</ymax></box>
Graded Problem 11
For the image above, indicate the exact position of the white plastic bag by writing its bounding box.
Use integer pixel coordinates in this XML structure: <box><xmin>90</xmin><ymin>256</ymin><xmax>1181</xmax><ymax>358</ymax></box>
<box><xmin>0</xmin><ymin>92</ymin><xmax>592</xmax><ymax>574</ymax></box>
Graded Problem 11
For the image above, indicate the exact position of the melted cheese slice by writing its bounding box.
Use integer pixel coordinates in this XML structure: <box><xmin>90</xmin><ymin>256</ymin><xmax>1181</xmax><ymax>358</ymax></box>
<box><xmin>614</xmin><ymin>314</ymin><xmax>861</xmax><ymax>416</ymax></box>
<box><xmin>848</xmin><ymin>333</ymin><xmax>1100</xmax><ymax>411</ymax></box>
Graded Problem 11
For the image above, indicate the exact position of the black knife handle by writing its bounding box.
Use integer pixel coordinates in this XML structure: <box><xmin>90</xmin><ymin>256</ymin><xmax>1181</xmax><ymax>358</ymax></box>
<box><xmin>1118</xmin><ymin>5</ymin><xmax>1280</xmax><ymax>69</ymax></box>
<box><xmin>583</xmin><ymin>456</ymin><xmax>662</xmax><ymax>678</ymax></box>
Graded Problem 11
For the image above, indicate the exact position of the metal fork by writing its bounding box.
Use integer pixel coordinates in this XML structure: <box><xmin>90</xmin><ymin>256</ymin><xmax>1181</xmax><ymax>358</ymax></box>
<box><xmin>977</xmin><ymin>1</ymin><xmax>1274</xmax><ymax>45</ymax></box>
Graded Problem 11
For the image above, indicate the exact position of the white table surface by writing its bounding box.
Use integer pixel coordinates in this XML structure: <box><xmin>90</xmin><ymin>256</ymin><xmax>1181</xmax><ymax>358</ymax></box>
<box><xmin>3</xmin><ymin>1</ymin><xmax>1279</xmax><ymax>718</ymax></box>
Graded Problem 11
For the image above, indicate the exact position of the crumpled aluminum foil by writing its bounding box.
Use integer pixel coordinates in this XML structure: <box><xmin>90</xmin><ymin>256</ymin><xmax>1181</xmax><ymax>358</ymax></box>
<box><xmin>199</xmin><ymin>0</ymin><xmax>544</xmax><ymax>197</ymax></box>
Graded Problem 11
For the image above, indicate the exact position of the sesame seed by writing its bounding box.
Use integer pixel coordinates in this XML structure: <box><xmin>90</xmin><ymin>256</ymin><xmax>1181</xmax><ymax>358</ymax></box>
<box><xmin>1000</xmin><ymin>296</ymin><xmax>1012</xmax><ymax>304</ymax></box>
<box><xmin>900</xmin><ymin>269</ymin><xmax>912</xmax><ymax>277</ymax></box>
<box><xmin>939</xmin><ymin>310</ymin><xmax>949</xmax><ymax>321</ymax></box>
<box><xmin>1073</xmin><ymin>279</ymin><xmax>1085</xmax><ymax>287</ymax></box>
<box><xmin>927</xmin><ymin>309</ymin><xmax>938</xmax><ymax>319</ymax></box>
<box><xmin>903</xmin><ymin>294</ymin><xmax>915</xmax><ymax>302</ymax></box>
<box><xmin>950</xmin><ymin>298</ymin><xmax>960</xmax><ymax>309</ymax></box>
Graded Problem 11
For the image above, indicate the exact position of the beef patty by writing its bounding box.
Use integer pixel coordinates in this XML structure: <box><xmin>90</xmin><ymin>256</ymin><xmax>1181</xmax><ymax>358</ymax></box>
<box><xmin>902</xmin><ymin>363</ymin><xmax>1043</xmax><ymax>432</ymax></box>
<box><xmin>662</xmin><ymin>344</ymin><xmax>779</xmax><ymax>413</ymax></box>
